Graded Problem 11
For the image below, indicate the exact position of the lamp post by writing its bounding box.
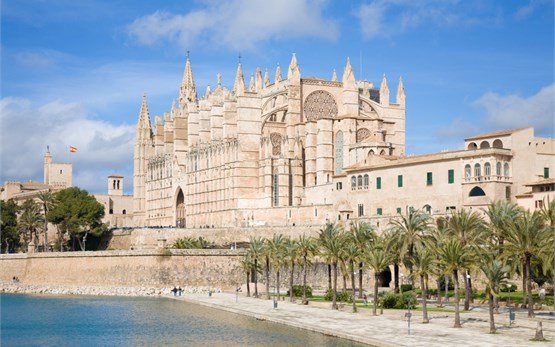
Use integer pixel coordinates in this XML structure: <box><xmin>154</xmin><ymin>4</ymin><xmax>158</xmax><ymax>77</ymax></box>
<box><xmin>466</xmin><ymin>273</ymin><xmax>471</xmax><ymax>304</ymax></box>
<box><xmin>405</xmin><ymin>296</ymin><xmax>412</xmax><ymax>335</ymax></box>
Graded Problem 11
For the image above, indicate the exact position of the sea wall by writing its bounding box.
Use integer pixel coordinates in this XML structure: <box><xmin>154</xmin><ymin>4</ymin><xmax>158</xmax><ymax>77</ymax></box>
<box><xmin>106</xmin><ymin>226</ymin><xmax>321</xmax><ymax>250</ymax></box>
<box><xmin>0</xmin><ymin>250</ymin><xmax>245</xmax><ymax>289</ymax></box>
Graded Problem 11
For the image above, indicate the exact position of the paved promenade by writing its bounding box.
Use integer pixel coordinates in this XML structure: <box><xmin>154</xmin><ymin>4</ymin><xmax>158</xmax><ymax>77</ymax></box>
<box><xmin>170</xmin><ymin>292</ymin><xmax>554</xmax><ymax>347</ymax></box>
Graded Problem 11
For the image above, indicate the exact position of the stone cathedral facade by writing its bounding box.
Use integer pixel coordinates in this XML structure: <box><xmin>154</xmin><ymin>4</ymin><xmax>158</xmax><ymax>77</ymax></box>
<box><xmin>132</xmin><ymin>54</ymin><xmax>554</xmax><ymax>230</ymax></box>
<box><xmin>133</xmin><ymin>54</ymin><xmax>406</xmax><ymax>228</ymax></box>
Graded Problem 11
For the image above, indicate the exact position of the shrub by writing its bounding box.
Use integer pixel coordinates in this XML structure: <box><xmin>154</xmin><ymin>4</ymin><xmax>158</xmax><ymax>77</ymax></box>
<box><xmin>500</xmin><ymin>284</ymin><xmax>517</xmax><ymax>293</ymax></box>
<box><xmin>439</xmin><ymin>278</ymin><xmax>455</xmax><ymax>291</ymax></box>
<box><xmin>379</xmin><ymin>292</ymin><xmax>418</xmax><ymax>309</ymax></box>
<box><xmin>173</xmin><ymin>237</ymin><xmax>212</xmax><ymax>249</ymax></box>
<box><xmin>324</xmin><ymin>289</ymin><xmax>352</xmax><ymax>302</ymax></box>
<box><xmin>400</xmin><ymin>284</ymin><xmax>413</xmax><ymax>292</ymax></box>
<box><xmin>427</xmin><ymin>288</ymin><xmax>438</xmax><ymax>295</ymax></box>
<box><xmin>287</xmin><ymin>285</ymin><xmax>313</xmax><ymax>298</ymax></box>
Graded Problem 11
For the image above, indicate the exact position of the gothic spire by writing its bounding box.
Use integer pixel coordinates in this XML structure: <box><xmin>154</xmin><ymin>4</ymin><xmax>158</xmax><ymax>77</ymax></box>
<box><xmin>342</xmin><ymin>57</ymin><xmax>356</xmax><ymax>88</ymax></box>
<box><xmin>233</xmin><ymin>62</ymin><xmax>245</xmax><ymax>95</ymax></box>
<box><xmin>275</xmin><ymin>63</ymin><xmax>282</xmax><ymax>82</ymax></box>
<box><xmin>138</xmin><ymin>93</ymin><xmax>152</xmax><ymax>132</ymax></box>
<box><xmin>255</xmin><ymin>67</ymin><xmax>263</xmax><ymax>91</ymax></box>
<box><xmin>264</xmin><ymin>68</ymin><xmax>270</xmax><ymax>87</ymax></box>
<box><xmin>331</xmin><ymin>69</ymin><xmax>338</xmax><ymax>82</ymax></box>
<box><xmin>179</xmin><ymin>53</ymin><xmax>197</xmax><ymax>105</ymax></box>
<box><xmin>380</xmin><ymin>74</ymin><xmax>390</xmax><ymax>106</ymax></box>
<box><xmin>396</xmin><ymin>76</ymin><xmax>405</xmax><ymax>106</ymax></box>
<box><xmin>249</xmin><ymin>75</ymin><xmax>255</xmax><ymax>92</ymax></box>
<box><xmin>287</xmin><ymin>53</ymin><xmax>300</xmax><ymax>80</ymax></box>
<box><xmin>205</xmin><ymin>84</ymin><xmax>211</xmax><ymax>98</ymax></box>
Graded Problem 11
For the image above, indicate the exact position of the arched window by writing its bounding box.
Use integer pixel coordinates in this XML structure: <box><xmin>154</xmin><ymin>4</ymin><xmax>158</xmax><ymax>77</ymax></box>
<box><xmin>379</xmin><ymin>149</ymin><xmax>386</xmax><ymax>155</ymax></box>
<box><xmin>357</xmin><ymin>175</ymin><xmax>363</xmax><ymax>188</ymax></box>
<box><xmin>484</xmin><ymin>162</ymin><xmax>491</xmax><ymax>177</ymax></box>
<box><xmin>113</xmin><ymin>180</ymin><xmax>116</xmax><ymax>189</ymax></box>
<box><xmin>467</xmin><ymin>142</ymin><xmax>477</xmax><ymax>150</ymax></box>
<box><xmin>480</xmin><ymin>141</ymin><xmax>490</xmax><ymax>149</ymax></box>
<box><xmin>465</xmin><ymin>164</ymin><xmax>471</xmax><ymax>178</ymax></box>
<box><xmin>272</xmin><ymin>170</ymin><xmax>279</xmax><ymax>206</ymax></box>
<box><xmin>368</xmin><ymin>150</ymin><xmax>375</xmax><ymax>156</ymax></box>
<box><xmin>335</xmin><ymin>131</ymin><xmax>344</xmax><ymax>174</ymax></box>
<box><xmin>474</xmin><ymin>163</ymin><xmax>481</xmax><ymax>177</ymax></box>
<box><xmin>504</xmin><ymin>163</ymin><xmax>510</xmax><ymax>177</ymax></box>
<box><xmin>351</xmin><ymin>176</ymin><xmax>356</xmax><ymax>190</ymax></box>
<box><xmin>122</xmin><ymin>209</ymin><xmax>126</xmax><ymax>215</ymax></box>
<box><xmin>109</xmin><ymin>208</ymin><xmax>113</xmax><ymax>214</ymax></box>
<box><xmin>496</xmin><ymin>162</ymin><xmax>502</xmax><ymax>176</ymax></box>
<box><xmin>363</xmin><ymin>174</ymin><xmax>369</xmax><ymax>188</ymax></box>
<box><xmin>469</xmin><ymin>186</ymin><xmax>486</xmax><ymax>197</ymax></box>
<box><xmin>424</xmin><ymin>205</ymin><xmax>432</xmax><ymax>214</ymax></box>
<box><xmin>492</xmin><ymin>139</ymin><xmax>503</xmax><ymax>148</ymax></box>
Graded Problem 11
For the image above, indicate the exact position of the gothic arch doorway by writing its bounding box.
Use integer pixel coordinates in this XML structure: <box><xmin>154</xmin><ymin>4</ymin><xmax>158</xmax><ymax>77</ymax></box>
<box><xmin>377</xmin><ymin>267</ymin><xmax>392</xmax><ymax>287</ymax></box>
<box><xmin>175</xmin><ymin>188</ymin><xmax>186</xmax><ymax>228</ymax></box>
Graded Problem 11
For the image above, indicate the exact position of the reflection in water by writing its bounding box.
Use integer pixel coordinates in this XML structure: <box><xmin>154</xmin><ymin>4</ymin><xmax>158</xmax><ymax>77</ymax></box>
<box><xmin>1</xmin><ymin>294</ymin><xmax>363</xmax><ymax>346</ymax></box>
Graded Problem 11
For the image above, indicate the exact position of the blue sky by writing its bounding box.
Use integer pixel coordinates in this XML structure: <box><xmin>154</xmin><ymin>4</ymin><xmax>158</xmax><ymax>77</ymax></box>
<box><xmin>1</xmin><ymin>0</ymin><xmax>553</xmax><ymax>194</ymax></box>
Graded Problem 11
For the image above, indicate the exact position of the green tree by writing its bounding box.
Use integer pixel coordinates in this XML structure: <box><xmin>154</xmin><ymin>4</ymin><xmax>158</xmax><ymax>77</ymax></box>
<box><xmin>47</xmin><ymin>187</ymin><xmax>106</xmax><ymax>251</ymax></box>
<box><xmin>247</xmin><ymin>236</ymin><xmax>265</xmax><ymax>298</ymax></box>
<box><xmin>319</xmin><ymin>223</ymin><xmax>346</xmax><ymax>310</ymax></box>
<box><xmin>365</xmin><ymin>235</ymin><xmax>393</xmax><ymax>316</ymax></box>
<box><xmin>285</xmin><ymin>237</ymin><xmax>300</xmax><ymax>302</ymax></box>
<box><xmin>349</xmin><ymin>221</ymin><xmax>375</xmax><ymax>298</ymax></box>
<box><xmin>18</xmin><ymin>199</ymin><xmax>43</xmax><ymax>252</ymax></box>
<box><xmin>1</xmin><ymin>199</ymin><xmax>20</xmax><ymax>253</ymax></box>
<box><xmin>412</xmin><ymin>244</ymin><xmax>435</xmax><ymax>323</ymax></box>
<box><xmin>342</xmin><ymin>238</ymin><xmax>360</xmax><ymax>313</ymax></box>
<box><xmin>267</xmin><ymin>234</ymin><xmax>287</xmax><ymax>301</ymax></box>
<box><xmin>239</xmin><ymin>254</ymin><xmax>255</xmax><ymax>297</ymax></box>
<box><xmin>37</xmin><ymin>191</ymin><xmax>54</xmax><ymax>252</ymax></box>
<box><xmin>446</xmin><ymin>209</ymin><xmax>486</xmax><ymax>311</ymax></box>
<box><xmin>479</xmin><ymin>257</ymin><xmax>509</xmax><ymax>333</ymax></box>
<box><xmin>296</xmin><ymin>234</ymin><xmax>319</xmax><ymax>304</ymax></box>
<box><xmin>503</xmin><ymin>211</ymin><xmax>551</xmax><ymax>317</ymax></box>
<box><xmin>388</xmin><ymin>208</ymin><xmax>431</xmax><ymax>286</ymax></box>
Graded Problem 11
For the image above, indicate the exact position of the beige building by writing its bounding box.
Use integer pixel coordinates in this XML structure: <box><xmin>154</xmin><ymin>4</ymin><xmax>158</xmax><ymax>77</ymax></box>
<box><xmin>133</xmin><ymin>55</ymin><xmax>554</xmax><ymax>229</ymax></box>
<box><xmin>94</xmin><ymin>175</ymin><xmax>134</xmax><ymax>228</ymax></box>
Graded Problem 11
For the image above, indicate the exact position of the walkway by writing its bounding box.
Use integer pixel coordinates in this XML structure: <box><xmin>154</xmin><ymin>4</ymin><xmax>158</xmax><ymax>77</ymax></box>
<box><xmin>169</xmin><ymin>292</ymin><xmax>554</xmax><ymax>347</ymax></box>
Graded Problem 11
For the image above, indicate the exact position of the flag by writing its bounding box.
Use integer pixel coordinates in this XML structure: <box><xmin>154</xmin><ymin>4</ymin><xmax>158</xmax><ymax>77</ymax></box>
<box><xmin>69</xmin><ymin>146</ymin><xmax>77</xmax><ymax>153</ymax></box>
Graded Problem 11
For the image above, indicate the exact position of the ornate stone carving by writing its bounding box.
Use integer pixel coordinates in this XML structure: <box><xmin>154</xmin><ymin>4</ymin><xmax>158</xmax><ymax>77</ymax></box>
<box><xmin>303</xmin><ymin>90</ymin><xmax>338</xmax><ymax>122</ymax></box>
<box><xmin>356</xmin><ymin>128</ymin><xmax>370</xmax><ymax>142</ymax></box>
<box><xmin>270</xmin><ymin>132</ymin><xmax>282</xmax><ymax>156</ymax></box>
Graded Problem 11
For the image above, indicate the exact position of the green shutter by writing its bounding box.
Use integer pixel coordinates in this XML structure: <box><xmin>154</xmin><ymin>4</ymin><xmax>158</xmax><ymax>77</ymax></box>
<box><xmin>448</xmin><ymin>169</ymin><xmax>454</xmax><ymax>184</ymax></box>
<box><xmin>377</xmin><ymin>208</ymin><xmax>383</xmax><ymax>216</ymax></box>
<box><xmin>544</xmin><ymin>167</ymin><xmax>550</xmax><ymax>179</ymax></box>
<box><xmin>376</xmin><ymin>177</ymin><xmax>382</xmax><ymax>189</ymax></box>
<box><xmin>397</xmin><ymin>175</ymin><xmax>403</xmax><ymax>187</ymax></box>
<box><xmin>396</xmin><ymin>207</ymin><xmax>401</xmax><ymax>214</ymax></box>
<box><xmin>426</xmin><ymin>172</ymin><xmax>433</xmax><ymax>185</ymax></box>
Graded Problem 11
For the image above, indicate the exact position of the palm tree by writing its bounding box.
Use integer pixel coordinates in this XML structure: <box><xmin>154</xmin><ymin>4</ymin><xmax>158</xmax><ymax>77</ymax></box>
<box><xmin>247</xmin><ymin>236</ymin><xmax>265</xmax><ymax>297</ymax></box>
<box><xmin>319</xmin><ymin>223</ymin><xmax>345</xmax><ymax>310</ymax></box>
<box><xmin>412</xmin><ymin>244</ymin><xmax>435</xmax><ymax>323</ymax></box>
<box><xmin>365</xmin><ymin>235</ymin><xmax>392</xmax><ymax>316</ymax></box>
<box><xmin>285</xmin><ymin>237</ymin><xmax>300</xmax><ymax>302</ymax></box>
<box><xmin>261</xmin><ymin>238</ymin><xmax>271</xmax><ymax>300</ymax></box>
<box><xmin>296</xmin><ymin>235</ymin><xmax>318</xmax><ymax>304</ymax></box>
<box><xmin>37</xmin><ymin>190</ymin><xmax>53</xmax><ymax>252</ymax></box>
<box><xmin>349</xmin><ymin>221</ymin><xmax>375</xmax><ymax>298</ymax></box>
<box><xmin>240</xmin><ymin>254</ymin><xmax>253</xmax><ymax>297</ymax></box>
<box><xmin>267</xmin><ymin>234</ymin><xmax>287</xmax><ymax>301</ymax></box>
<box><xmin>503</xmin><ymin>211</ymin><xmax>551</xmax><ymax>317</ymax></box>
<box><xmin>18</xmin><ymin>200</ymin><xmax>43</xmax><ymax>252</ymax></box>
<box><xmin>389</xmin><ymin>208</ymin><xmax>431</xmax><ymax>286</ymax></box>
<box><xmin>479</xmin><ymin>257</ymin><xmax>509</xmax><ymax>333</ymax></box>
<box><xmin>342</xmin><ymin>238</ymin><xmax>360</xmax><ymax>312</ymax></box>
<box><xmin>384</xmin><ymin>229</ymin><xmax>402</xmax><ymax>293</ymax></box>
<box><xmin>446</xmin><ymin>209</ymin><xmax>486</xmax><ymax>311</ymax></box>
<box><xmin>436</xmin><ymin>237</ymin><xmax>473</xmax><ymax>328</ymax></box>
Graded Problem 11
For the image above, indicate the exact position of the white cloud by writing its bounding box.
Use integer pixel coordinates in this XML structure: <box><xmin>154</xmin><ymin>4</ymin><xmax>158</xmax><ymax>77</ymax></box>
<box><xmin>356</xmin><ymin>0</ymin><xmax>502</xmax><ymax>40</ymax></box>
<box><xmin>436</xmin><ymin>84</ymin><xmax>555</xmax><ymax>140</ymax></box>
<box><xmin>0</xmin><ymin>97</ymin><xmax>135</xmax><ymax>194</ymax></box>
<box><xmin>515</xmin><ymin>0</ymin><xmax>553</xmax><ymax>20</ymax></box>
<box><xmin>126</xmin><ymin>0</ymin><xmax>338</xmax><ymax>50</ymax></box>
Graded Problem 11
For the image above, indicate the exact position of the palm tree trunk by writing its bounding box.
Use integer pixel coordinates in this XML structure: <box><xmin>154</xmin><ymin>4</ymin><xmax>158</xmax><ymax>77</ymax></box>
<box><xmin>394</xmin><ymin>263</ymin><xmax>400</xmax><ymax>293</ymax></box>
<box><xmin>453</xmin><ymin>269</ymin><xmax>461</xmax><ymax>328</ymax></box>
<box><xmin>265</xmin><ymin>256</ymin><xmax>270</xmax><ymax>300</ymax></box>
<box><xmin>493</xmin><ymin>285</ymin><xmax>499</xmax><ymax>314</ymax></box>
<box><xmin>254</xmin><ymin>258</ymin><xmax>258</xmax><ymax>298</ymax></box>
<box><xmin>444</xmin><ymin>275</ymin><xmax>449</xmax><ymax>302</ymax></box>
<box><xmin>246</xmin><ymin>271</ymin><xmax>251</xmax><ymax>297</ymax></box>
<box><xmin>358</xmin><ymin>262</ymin><xmax>364</xmax><ymax>298</ymax></box>
<box><xmin>464</xmin><ymin>270</ymin><xmax>470</xmax><ymax>310</ymax></box>
<box><xmin>436</xmin><ymin>278</ymin><xmax>443</xmax><ymax>307</ymax></box>
<box><xmin>421</xmin><ymin>275</ymin><xmax>429</xmax><ymax>323</ymax></box>
<box><xmin>351</xmin><ymin>260</ymin><xmax>357</xmax><ymax>313</ymax></box>
<box><xmin>328</xmin><ymin>264</ymin><xmax>332</xmax><ymax>290</ymax></box>
<box><xmin>302</xmin><ymin>255</ymin><xmax>308</xmax><ymax>304</ymax></box>
<box><xmin>289</xmin><ymin>261</ymin><xmax>295</xmax><ymax>302</ymax></box>
<box><xmin>43</xmin><ymin>210</ymin><xmax>48</xmax><ymax>252</ymax></box>
<box><xmin>373</xmin><ymin>272</ymin><xmax>379</xmax><ymax>315</ymax></box>
<box><xmin>488</xmin><ymin>292</ymin><xmax>496</xmax><ymax>333</ymax></box>
<box><xmin>521</xmin><ymin>261</ymin><xmax>527</xmax><ymax>308</ymax></box>
<box><xmin>276</xmin><ymin>269</ymin><xmax>281</xmax><ymax>301</ymax></box>
<box><xmin>526</xmin><ymin>255</ymin><xmax>534</xmax><ymax>317</ymax></box>
<box><xmin>332</xmin><ymin>262</ymin><xmax>338</xmax><ymax>310</ymax></box>
<box><xmin>342</xmin><ymin>272</ymin><xmax>347</xmax><ymax>292</ymax></box>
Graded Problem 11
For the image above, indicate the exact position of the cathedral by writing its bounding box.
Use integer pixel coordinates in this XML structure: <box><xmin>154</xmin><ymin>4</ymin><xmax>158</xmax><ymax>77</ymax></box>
<box><xmin>133</xmin><ymin>54</ymin><xmax>554</xmax><ymax>229</ymax></box>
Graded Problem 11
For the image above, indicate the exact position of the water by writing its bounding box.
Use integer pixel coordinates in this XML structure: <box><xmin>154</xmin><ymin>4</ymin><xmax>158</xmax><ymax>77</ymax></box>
<box><xmin>1</xmin><ymin>294</ymin><xmax>363</xmax><ymax>346</ymax></box>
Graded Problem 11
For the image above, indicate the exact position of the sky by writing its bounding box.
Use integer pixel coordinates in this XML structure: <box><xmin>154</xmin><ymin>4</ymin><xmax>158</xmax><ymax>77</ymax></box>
<box><xmin>1</xmin><ymin>0</ymin><xmax>554</xmax><ymax>195</ymax></box>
